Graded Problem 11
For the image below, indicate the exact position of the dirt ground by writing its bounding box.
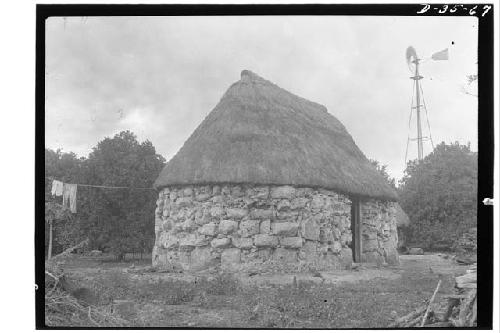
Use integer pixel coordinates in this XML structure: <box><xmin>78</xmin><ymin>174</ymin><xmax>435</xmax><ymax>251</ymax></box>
<box><xmin>52</xmin><ymin>253</ymin><xmax>468</xmax><ymax>328</ymax></box>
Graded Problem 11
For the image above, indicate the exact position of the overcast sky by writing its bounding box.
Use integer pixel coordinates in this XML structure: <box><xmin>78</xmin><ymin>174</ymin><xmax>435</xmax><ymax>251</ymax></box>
<box><xmin>45</xmin><ymin>16</ymin><xmax>477</xmax><ymax>180</ymax></box>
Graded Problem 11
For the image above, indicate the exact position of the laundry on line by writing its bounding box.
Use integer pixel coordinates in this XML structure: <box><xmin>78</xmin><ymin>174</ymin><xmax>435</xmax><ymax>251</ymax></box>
<box><xmin>50</xmin><ymin>178</ymin><xmax>156</xmax><ymax>213</ymax></box>
<box><xmin>51</xmin><ymin>180</ymin><xmax>64</xmax><ymax>196</ymax></box>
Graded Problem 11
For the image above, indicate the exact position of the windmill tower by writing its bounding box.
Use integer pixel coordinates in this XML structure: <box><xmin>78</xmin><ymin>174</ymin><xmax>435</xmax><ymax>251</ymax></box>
<box><xmin>404</xmin><ymin>46</ymin><xmax>439</xmax><ymax>163</ymax></box>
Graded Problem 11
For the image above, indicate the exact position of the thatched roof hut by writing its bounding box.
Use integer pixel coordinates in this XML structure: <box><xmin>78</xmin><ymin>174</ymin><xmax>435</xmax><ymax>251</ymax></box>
<box><xmin>154</xmin><ymin>70</ymin><xmax>397</xmax><ymax>201</ymax></box>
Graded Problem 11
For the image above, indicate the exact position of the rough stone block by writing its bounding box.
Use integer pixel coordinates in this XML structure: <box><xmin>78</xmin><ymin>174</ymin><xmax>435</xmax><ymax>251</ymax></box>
<box><xmin>362</xmin><ymin>251</ymin><xmax>384</xmax><ymax>265</ymax></box>
<box><xmin>161</xmin><ymin>203</ymin><xmax>170</xmax><ymax>216</ymax></box>
<box><xmin>232</xmin><ymin>237</ymin><xmax>253</xmax><ymax>249</ymax></box>
<box><xmin>290</xmin><ymin>197</ymin><xmax>308</xmax><ymax>210</ymax></box>
<box><xmin>339</xmin><ymin>248</ymin><xmax>353</xmax><ymax>269</ymax></box>
<box><xmin>301</xmin><ymin>218</ymin><xmax>320</xmax><ymax>241</ymax></box>
<box><xmin>198</xmin><ymin>223</ymin><xmax>217</xmax><ymax>236</ymax></box>
<box><xmin>231</xmin><ymin>186</ymin><xmax>244</xmax><ymax>197</ymax></box>
<box><xmin>179</xmin><ymin>234</ymin><xmax>197</xmax><ymax>250</ymax></box>
<box><xmin>162</xmin><ymin>219</ymin><xmax>173</xmax><ymax>232</ymax></box>
<box><xmin>318</xmin><ymin>253</ymin><xmax>342</xmax><ymax>269</ymax></box>
<box><xmin>194</xmin><ymin>234</ymin><xmax>210</xmax><ymax>247</ymax></box>
<box><xmin>258</xmin><ymin>248</ymin><xmax>272</xmax><ymax>260</ymax></box>
<box><xmin>211</xmin><ymin>237</ymin><xmax>231</xmax><ymax>248</ymax></box>
<box><xmin>212</xmin><ymin>185</ymin><xmax>221</xmax><ymax>195</ymax></box>
<box><xmin>210</xmin><ymin>206</ymin><xmax>224</xmax><ymax>218</ymax></box>
<box><xmin>362</xmin><ymin>239</ymin><xmax>379</xmax><ymax>252</ymax></box>
<box><xmin>318</xmin><ymin>244</ymin><xmax>329</xmax><ymax>255</ymax></box>
<box><xmin>252</xmin><ymin>186</ymin><xmax>269</xmax><ymax>199</ymax></box>
<box><xmin>182</xmin><ymin>218</ymin><xmax>196</xmax><ymax>231</ymax></box>
<box><xmin>333</xmin><ymin>227</ymin><xmax>341</xmax><ymax>239</ymax></box>
<box><xmin>319</xmin><ymin>228</ymin><xmax>334</xmax><ymax>243</ymax></box>
<box><xmin>190</xmin><ymin>247</ymin><xmax>217</xmax><ymax>271</ymax></box>
<box><xmin>178</xmin><ymin>250</ymin><xmax>191</xmax><ymax>269</ymax></box>
<box><xmin>194</xmin><ymin>211</ymin><xmax>208</xmax><ymax>226</ymax></box>
<box><xmin>250</xmin><ymin>208</ymin><xmax>274</xmax><ymax>220</ymax></box>
<box><xmin>362</xmin><ymin>229</ymin><xmax>378</xmax><ymax>240</ymax></box>
<box><xmin>280</xmin><ymin>236</ymin><xmax>303</xmax><ymax>248</ymax></box>
<box><xmin>384</xmin><ymin>248</ymin><xmax>400</xmax><ymax>265</ymax></box>
<box><xmin>260</xmin><ymin>219</ymin><xmax>271</xmax><ymax>234</ymax></box>
<box><xmin>311</xmin><ymin>196</ymin><xmax>325</xmax><ymax>209</ymax></box>
<box><xmin>330</xmin><ymin>241</ymin><xmax>342</xmax><ymax>254</ymax></box>
<box><xmin>270</xmin><ymin>185</ymin><xmax>296</xmax><ymax>199</ymax></box>
<box><xmin>295</xmin><ymin>187</ymin><xmax>313</xmax><ymax>196</ymax></box>
<box><xmin>183</xmin><ymin>187</ymin><xmax>193</xmax><ymax>197</ymax></box>
<box><xmin>272</xmin><ymin>222</ymin><xmax>299</xmax><ymax>236</ymax></box>
<box><xmin>196</xmin><ymin>193</ymin><xmax>211</xmax><ymax>202</ymax></box>
<box><xmin>272</xmin><ymin>248</ymin><xmax>297</xmax><ymax>263</ymax></box>
<box><xmin>276</xmin><ymin>199</ymin><xmax>291</xmax><ymax>211</ymax></box>
<box><xmin>212</xmin><ymin>195</ymin><xmax>224</xmax><ymax>203</ymax></box>
<box><xmin>301</xmin><ymin>240</ymin><xmax>318</xmax><ymax>261</ymax></box>
<box><xmin>219</xmin><ymin>220</ymin><xmax>239</xmax><ymax>234</ymax></box>
<box><xmin>239</xmin><ymin>220</ymin><xmax>260</xmax><ymax>237</ymax></box>
<box><xmin>340</xmin><ymin>232</ymin><xmax>352</xmax><ymax>246</ymax></box>
<box><xmin>221</xmin><ymin>186</ymin><xmax>231</xmax><ymax>195</ymax></box>
<box><xmin>276</xmin><ymin>210</ymin><xmax>299</xmax><ymax>221</ymax></box>
<box><xmin>226</xmin><ymin>208</ymin><xmax>248</xmax><ymax>220</ymax></box>
<box><xmin>221</xmin><ymin>248</ymin><xmax>241</xmax><ymax>267</ymax></box>
<box><xmin>162</xmin><ymin>234</ymin><xmax>179</xmax><ymax>250</ymax></box>
<box><xmin>254</xmin><ymin>234</ymin><xmax>279</xmax><ymax>248</ymax></box>
<box><xmin>176</xmin><ymin>197</ymin><xmax>193</xmax><ymax>207</ymax></box>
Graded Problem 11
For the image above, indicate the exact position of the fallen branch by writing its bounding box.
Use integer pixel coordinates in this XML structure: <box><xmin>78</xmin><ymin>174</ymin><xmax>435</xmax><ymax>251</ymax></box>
<box><xmin>49</xmin><ymin>239</ymin><xmax>89</xmax><ymax>261</ymax></box>
<box><xmin>388</xmin><ymin>305</ymin><xmax>426</xmax><ymax>327</ymax></box>
<box><xmin>421</xmin><ymin>279</ymin><xmax>442</xmax><ymax>327</ymax></box>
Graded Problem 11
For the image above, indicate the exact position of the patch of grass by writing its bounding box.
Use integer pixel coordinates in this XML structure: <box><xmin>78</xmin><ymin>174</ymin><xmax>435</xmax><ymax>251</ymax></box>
<box><xmin>239</xmin><ymin>270</ymin><xmax>447</xmax><ymax>328</ymax></box>
<box><xmin>203</xmin><ymin>272</ymin><xmax>241</xmax><ymax>296</ymax></box>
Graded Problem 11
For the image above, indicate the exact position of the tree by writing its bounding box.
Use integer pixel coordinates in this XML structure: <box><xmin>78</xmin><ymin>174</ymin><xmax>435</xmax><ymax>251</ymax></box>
<box><xmin>369</xmin><ymin>159</ymin><xmax>396</xmax><ymax>189</ymax></box>
<box><xmin>398</xmin><ymin>142</ymin><xmax>477</xmax><ymax>249</ymax></box>
<box><xmin>77</xmin><ymin>131</ymin><xmax>165</xmax><ymax>259</ymax></box>
<box><xmin>45</xmin><ymin>131</ymin><xmax>165</xmax><ymax>259</ymax></box>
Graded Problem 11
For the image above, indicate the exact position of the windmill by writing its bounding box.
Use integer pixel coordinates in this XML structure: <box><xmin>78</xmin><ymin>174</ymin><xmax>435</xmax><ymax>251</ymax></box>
<box><xmin>404</xmin><ymin>46</ymin><xmax>448</xmax><ymax>163</ymax></box>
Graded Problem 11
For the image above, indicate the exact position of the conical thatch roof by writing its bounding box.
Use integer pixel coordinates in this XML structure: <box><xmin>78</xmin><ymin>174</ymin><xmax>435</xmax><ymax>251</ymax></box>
<box><xmin>154</xmin><ymin>70</ymin><xmax>398</xmax><ymax>201</ymax></box>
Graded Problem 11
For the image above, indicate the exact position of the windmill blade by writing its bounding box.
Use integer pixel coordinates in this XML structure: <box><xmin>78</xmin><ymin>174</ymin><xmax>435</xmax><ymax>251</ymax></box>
<box><xmin>406</xmin><ymin>46</ymin><xmax>418</xmax><ymax>71</ymax></box>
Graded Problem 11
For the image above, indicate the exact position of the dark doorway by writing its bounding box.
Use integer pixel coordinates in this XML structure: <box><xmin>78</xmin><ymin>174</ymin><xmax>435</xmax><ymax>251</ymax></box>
<box><xmin>350</xmin><ymin>197</ymin><xmax>362</xmax><ymax>262</ymax></box>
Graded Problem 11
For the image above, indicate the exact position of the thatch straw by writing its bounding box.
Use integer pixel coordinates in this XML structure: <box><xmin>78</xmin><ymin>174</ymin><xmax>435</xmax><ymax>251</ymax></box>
<box><xmin>154</xmin><ymin>70</ymin><xmax>397</xmax><ymax>201</ymax></box>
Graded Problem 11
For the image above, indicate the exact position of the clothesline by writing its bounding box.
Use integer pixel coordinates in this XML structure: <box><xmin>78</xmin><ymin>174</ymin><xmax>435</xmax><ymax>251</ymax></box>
<box><xmin>76</xmin><ymin>184</ymin><xmax>155</xmax><ymax>190</ymax></box>
<box><xmin>46</xmin><ymin>176</ymin><xmax>156</xmax><ymax>190</ymax></box>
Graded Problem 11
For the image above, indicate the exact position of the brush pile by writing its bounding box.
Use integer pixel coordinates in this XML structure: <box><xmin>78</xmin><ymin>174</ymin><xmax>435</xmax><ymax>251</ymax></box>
<box><xmin>444</xmin><ymin>263</ymin><xmax>477</xmax><ymax>327</ymax></box>
<box><xmin>45</xmin><ymin>260</ymin><xmax>128</xmax><ymax>327</ymax></box>
<box><xmin>389</xmin><ymin>263</ymin><xmax>477</xmax><ymax>328</ymax></box>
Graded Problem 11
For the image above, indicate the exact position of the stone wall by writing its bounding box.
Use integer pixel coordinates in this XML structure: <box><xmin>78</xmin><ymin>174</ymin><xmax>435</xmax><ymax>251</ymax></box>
<box><xmin>153</xmin><ymin>184</ymin><xmax>354</xmax><ymax>272</ymax></box>
<box><xmin>360</xmin><ymin>200</ymin><xmax>399</xmax><ymax>265</ymax></box>
<box><xmin>152</xmin><ymin>184</ymin><xmax>398</xmax><ymax>272</ymax></box>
